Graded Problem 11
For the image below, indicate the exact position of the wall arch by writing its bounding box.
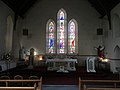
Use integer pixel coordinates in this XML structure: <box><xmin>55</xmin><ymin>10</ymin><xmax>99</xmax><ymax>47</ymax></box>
<box><xmin>112</xmin><ymin>13</ymin><xmax>120</xmax><ymax>38</ymax></box>
<box><xmin>5</xmin><ymin>15</ymin><xmax>13</xmax><ymax>53</ymax></box>
<box><xmin>114</xmin><ymin>45</ymin><xmax>120</xmax><ymax>59</ymax></box>
<box><xmin>110</xmin><ymin>45</ymin><xmax>120</xmax><ymax>73</ymax></box>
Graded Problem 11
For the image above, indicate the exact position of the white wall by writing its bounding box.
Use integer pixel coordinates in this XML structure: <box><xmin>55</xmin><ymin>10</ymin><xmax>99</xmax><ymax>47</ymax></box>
<box><xmin>14</xmin><ymin>0</ymin><xmax>101</xmax><ymax>57</ymax></box>
<box><xmin>102</xmin><ymin>3</ymin><xmax>120</xmax><ymax>73</ymax></box>
<box><xmin>1</xmin><ymin>0</ymin><xmax>119</xmax><ymax>71</ymax></box>
<box><xmin>0</xmin><ymin>1</ymin><xmax>14</xmax><ymax>55</ymax></box>
<box><xmin>103</xmin><ymin>3</ymin><xmax>120</xmax><ymax>59</ymax></box>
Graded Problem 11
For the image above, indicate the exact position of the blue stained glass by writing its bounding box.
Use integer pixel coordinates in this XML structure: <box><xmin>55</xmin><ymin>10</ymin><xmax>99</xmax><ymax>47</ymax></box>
<box><xmin>49</xmin><ymin>26</ymin><xmax>53</xmax><ymax>32</ymax></box>
<box><xmin>50</xmin><ymin>38</ymin><xmax>54</xmax><ymax>48</ymax></box>
<box><xmin>59</xmin><ymin>42</ymin><xmax>63</xmax><ymax>48</ymax></box>
<box><xmin>60</xmin><ymin>16</ymin><xmax>64</xmax><ymax>20</ymax></box>
<box><xmin>60</xmin><ymin>12</ymin><xmax>64</xmax><ymax>20</ymax></box>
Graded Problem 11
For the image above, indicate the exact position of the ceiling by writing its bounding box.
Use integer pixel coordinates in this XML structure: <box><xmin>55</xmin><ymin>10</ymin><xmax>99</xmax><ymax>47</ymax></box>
<box><xmin>1</xmin><ymin>0</ymin><xmax>120</xmax><ymax>18</ymax></box>
<box><xmin>88</xmin><ymin>0</ymin><xmax>120</xmax><ymax>18</ymax></box>
<box><xmin>1</xmin><ymin>0</ymin><xmax>38</xmax><ymax>18</ymax></box>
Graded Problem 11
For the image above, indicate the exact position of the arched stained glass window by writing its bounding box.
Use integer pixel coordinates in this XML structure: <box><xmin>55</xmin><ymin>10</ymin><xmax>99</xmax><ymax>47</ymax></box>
<box><xmin>46</xmin><ymin>19</ymin><xmax>56</xmax><ymax>54</ymax></box>
<box><xmin>68</xmin><ymin>19</ymin><xmax>78</xmax><ymax>54</ymax></box>
<box><xmin>46</xmin><ymin>9</ymin><xmax>78</xmax><ymax>55</ymax></box>
<box><xmin>57</xmin><ymin>8</ymin><xmax>67</xmax><ymax>54</ymax></box>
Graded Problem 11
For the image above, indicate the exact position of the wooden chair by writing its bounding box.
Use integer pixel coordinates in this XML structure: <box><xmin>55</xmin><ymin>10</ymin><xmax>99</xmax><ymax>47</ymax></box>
<box><xmin>14</xmin><ymin>75</ymin><xmax>23</xmax><ymax>80</ymax></box>
<box><xmin>0</xmin><ymin>75</ymin><xmax>10</xmax><ymax>86</ymax></box>
<box><xmin>29</xmin><ymin>76</ymin><xmax>39</xmax><ymax>87</ymax></box>
<box><xmin>0</xmin><ymin>75</ymin><xmax>10</xmax><ymax>79</ymax></box>
<box><xmin>29</xmin><ymin>76</ymin><xmax>39</xmax><ymax>80</ymax></box>
<box><xmin>14</xmin><ymin>75</ymin><xmax>23</xmax><ymax>86</ymax></box>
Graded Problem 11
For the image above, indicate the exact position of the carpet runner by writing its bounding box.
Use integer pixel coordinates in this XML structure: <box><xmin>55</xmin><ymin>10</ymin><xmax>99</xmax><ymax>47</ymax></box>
<box><xmin>42</xmin><ymin>85</ymin><xmax>79</xmax><ymax>90</ymax></box>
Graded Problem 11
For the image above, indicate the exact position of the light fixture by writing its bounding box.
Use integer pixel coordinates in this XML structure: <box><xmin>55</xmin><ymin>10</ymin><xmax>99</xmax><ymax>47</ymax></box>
<box><xmin>102</xmin><ymin>58</ymin><xmax>109</xmax><ymax>62</ymax></box>
<box><xmin>34</xmin><ymin>51</ymin><xmax>38</xmax><ymax>56</ymax></box>
<box><xmin>99</xmin><ymin>57</ymin><xmax>109</xmax><ymax>62</ymax></box>
<box><xmin>99</xmin><ymin>57</ymin><xmax>103</xmax><ymax>61</ymax></box>
<box><xmin>38</xmin><ymin>55</ymin><xmax>43</xmax><ymax>61</ymax></box>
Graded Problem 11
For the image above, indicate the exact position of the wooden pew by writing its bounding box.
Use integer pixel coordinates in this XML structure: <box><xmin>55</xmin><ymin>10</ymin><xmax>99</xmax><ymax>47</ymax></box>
<box><xmin>0</xmin><ymin>87</ymin><xmax>36</xmax><ymax>90</ymax></box>
<box><xmin>79</xmin><ymin>77</ymin><xmax>120</xmax><ymax>90</ymax></box>
<box><xmin>0</xmin><ymin>77</ymin><xmax>42</xmax><ymax>90</ymax></box>
<box><xmin>84</xmin><ymin>88</ymin><xmax>120</xmax><ymax>90</ymax></box>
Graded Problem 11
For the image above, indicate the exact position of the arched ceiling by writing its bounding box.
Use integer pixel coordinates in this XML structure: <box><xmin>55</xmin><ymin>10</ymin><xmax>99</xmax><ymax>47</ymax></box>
<box><xmin>1</xmin><ymin>0</ymin><xmax>120</xmax><ymax>18</ymax></box>
<box><xmin>88</xmin><ymin>0</ymin><xmax>120</xmax><ymax>18</ymax></box>
<box><xmin>1</xmin><ymin>0</ymin><xmax>38</xmax><ymax>18</ymax></box>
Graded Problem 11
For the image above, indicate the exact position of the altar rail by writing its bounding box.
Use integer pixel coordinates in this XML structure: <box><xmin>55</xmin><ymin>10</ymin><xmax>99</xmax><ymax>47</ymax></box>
<box><xmin>79</xmin><ymin>77</ymin><xmax>120</xmax><ymax>90</ymax></box>
<box><xmin>0</xmin><ymin>77</ymin><xmax>42</xmax><ymax>90</ymax></box>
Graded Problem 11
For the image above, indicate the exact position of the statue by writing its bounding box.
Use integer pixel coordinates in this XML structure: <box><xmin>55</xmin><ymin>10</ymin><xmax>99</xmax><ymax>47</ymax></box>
<box><xmin>95</xmin><ymin>45</ymin><xmax>105</xmax><ymax>59</ymax></box>
<box><xmin>28</xmin><ymin>48</ymin><xmax>34</xmax><ymax>69</ymax></box>
<box><xmin>19</xmin><ymin>46</ymin><xmax>26</xmax><ymax>61</ymax></box>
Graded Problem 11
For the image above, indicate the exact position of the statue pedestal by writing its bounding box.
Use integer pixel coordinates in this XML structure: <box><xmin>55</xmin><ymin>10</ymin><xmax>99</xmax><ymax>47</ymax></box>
<box><xmin>28</xmin><ymin>65</ymin><xmax>33</xmax><ymax>69</ymax></box>
<box><xmin>28</xmin><ymin>48</ymin><xmax>35</xmax><ymax>69</ymax></box>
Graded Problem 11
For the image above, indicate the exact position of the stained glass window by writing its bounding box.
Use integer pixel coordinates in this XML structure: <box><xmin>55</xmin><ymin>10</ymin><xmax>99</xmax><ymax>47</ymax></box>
<box><xmin>57</xmin><ymin>8</ymin><xmax>67</xmax><ymax>54</ymax></box>
<box><xmin>46</xmin><ymin>9</ymin><xmax>78</xmax><ymax>55</ymax></box>
<box><xmin>68</xmin><ymin>19</ymin><xmax>78</xmax><ymax>54</ymax></box>
<box><xmin>46</xmin><ymin>19</ymin><xmax>56</xmax><ymax>54</ymax></box>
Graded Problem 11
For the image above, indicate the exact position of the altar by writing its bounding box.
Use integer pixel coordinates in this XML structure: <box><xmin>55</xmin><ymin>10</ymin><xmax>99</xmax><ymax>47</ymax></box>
<box><xmin>46</xmin><ymin>58</ymin><xmax>77</xmax><ymax>71</ymax></box>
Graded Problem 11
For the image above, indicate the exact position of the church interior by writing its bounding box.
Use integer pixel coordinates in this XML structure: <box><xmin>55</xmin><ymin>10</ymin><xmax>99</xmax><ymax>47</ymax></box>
<box><xmin>0</xmin><ymin>0</ymin><xmax>120</xmax><ymax>90</ymax></box>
